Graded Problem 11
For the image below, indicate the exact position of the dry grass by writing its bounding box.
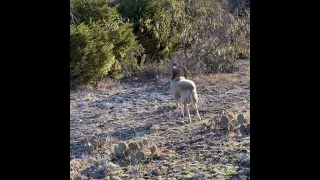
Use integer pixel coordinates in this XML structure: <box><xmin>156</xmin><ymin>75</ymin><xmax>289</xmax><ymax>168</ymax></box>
<box><xmin>132</xmin><ymin>62</ymin><xmax>171</xmax><ymax>81</ymax></box>
<box><xmin>70</xmin><ymin>157</ymin><xmax>93</xmax><ymax>179</ymax></box>
<box><xmin>71</xmin><ymin>78</ymin><xmax>122</xmax><ymax>93</ymax></box>
<box><xmin>95</xmin><ymin>78</ymin><xmax>121</xmax><ymax>91</ymax></box>
<box><xmin>203</xmin><ymin>73</ymin><xmax>239</xmax><ymax>85</ymax></box>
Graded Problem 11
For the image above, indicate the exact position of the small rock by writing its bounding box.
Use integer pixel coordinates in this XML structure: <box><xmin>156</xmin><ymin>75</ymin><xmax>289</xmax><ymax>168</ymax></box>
<box><xmin>178</xmin><ymin>175</ymin><xmax>185</xmax><ymax>180</ymax></box>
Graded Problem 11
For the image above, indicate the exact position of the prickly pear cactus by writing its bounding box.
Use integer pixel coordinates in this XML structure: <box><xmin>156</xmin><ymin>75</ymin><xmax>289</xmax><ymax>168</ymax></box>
<box><xmin>118</xmin><ymin>143</ymin><xmax>127</xmax><ymax>152</ymax></box>
<box><xmin>221</xmin><ymin>116</ymin><xmax>229</xmax><ymax>127</ymax></box>
<box><xmin>128</xmin><ymin>142</ymin><xmax>139</xmax><ymax>151</ymax></box>
<box><xmin>231</xmin><ymin>119</ymin><xmax>239</xmax><ymax>126</ymax></box>
<box><xmin>129</xmin><ymin>152</ymin><xmax>136</xmax><ymax>160</ymax></box>
<box><xmin>237</xmin><ymin>114</ymin><xmax>245</xmax><ymax>125</ymax></box>
<box><xmin>246</xmin><ymin>123</ymin><xmax>250</xmax><ymax>133</ymax></box>
<box><xmin>239</xmin><ymin>124</ymin><xmax>246</xmax><ymax>134</ymax></box>
<box><xmin>135</xmin><ymin>152</ymin><xmax>145</xmax><ymax>161</ymax></box>
<box><xmin>139</xmin><ymin>141</ymin><xmax>144</xmax><ymax>148</ymax></box>
<box><xmin>112</xmin><ymin>139</ymin><xmax>162</xmax><ymax>163</ymax></box>
<box><xmin>124</xmin><ymin>148</ymin><xmax>131</xmax><ymax>156</ymax></box>
<box><xmin>114</xmin><ymin>146</ymin><xmax>120</xmax><ymax>155</ymax></box>
<box><xmin>143</xmin><ymin>139</ymin><xmax>148</xmax><ymax>146</ymax></box>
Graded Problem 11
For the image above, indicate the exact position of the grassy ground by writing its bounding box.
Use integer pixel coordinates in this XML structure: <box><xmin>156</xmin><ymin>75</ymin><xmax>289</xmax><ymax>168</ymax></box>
<box><xmin>70</xmin><ymin>59</ymin><xmax>250</xmax><ymax>180</ymax></box>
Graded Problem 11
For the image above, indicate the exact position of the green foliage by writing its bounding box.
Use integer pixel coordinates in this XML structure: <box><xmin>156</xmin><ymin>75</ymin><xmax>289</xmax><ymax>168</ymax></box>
<box><xmin>70</xmin><ymin>22</ymin><xmax>116</xmax><ymax>86</ymax></box>
<box><xmin>70</xmin><ymin>0</ymin><xmax>143</xmax><ymax>86</ymax></box>
<box><xmin>70</xmin><ymin>0</ymin><xmax>118</xmax><ymax>24</ymax></box>
<box><xmin>117</xmin><ymin>0</ymin><xmax>184</xmax><ymax>62</ymax></box>
<box><xmin>70</xmin><ymin>0</ymin><xmax>250</xmax><ymax>86</ymax></box>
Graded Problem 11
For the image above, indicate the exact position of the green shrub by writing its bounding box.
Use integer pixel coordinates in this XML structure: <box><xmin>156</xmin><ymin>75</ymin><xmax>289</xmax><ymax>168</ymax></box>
<box><xmin>70</xmin><ymin>22</ymin><xmax>117</xmax><ymax>86</ymax></box>
<box><xmin>70</xmin><ymin>0</ymin><xmax>118</xmax><ymax>24</ymax></box>
<box><xmin>117</xmin><ymin>0</ymin><xmax>184</xmax><ymax>62</ymax></box>
<box><xmin>70</xmin><ymin>0</ymin><xmax>143</xmax><ymax>86</ymax></box>
<box><xmin>69</xmin><ymin>0</ymin><xmax>250</xmax><ymax>86</ymax></box>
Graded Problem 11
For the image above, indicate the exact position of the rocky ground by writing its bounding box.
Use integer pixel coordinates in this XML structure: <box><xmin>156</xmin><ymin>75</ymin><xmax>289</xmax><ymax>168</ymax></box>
<box><xmin>70</xmin><ymin>59</ymin><xmax>250</xmax><ymax>180</ymax></box>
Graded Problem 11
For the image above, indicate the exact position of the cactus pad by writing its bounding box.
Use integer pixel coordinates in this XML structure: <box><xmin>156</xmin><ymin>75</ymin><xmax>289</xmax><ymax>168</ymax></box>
<box><xmin>239</xmin><ymin>124</ymin><xmax>246</xmax><ymax>134</ymax></box>
<box><xmin>136</xmin><ymin>152</ymin><xmax>145</xmax><ymax>161</ymax></box>
<box><xmin>246</xmin><ymin>123</ymin><xmax>250</xmax><ymax>133</ymax></box>
<box><xmin>118</xmin><ymin>143</ymin><xmax>127</xmax><ymax>152</ymax></box>
<box><xmin>114</xmin><ymin>146</ymin><xmax>120</xmax><ymax>154</ymax></box>
<box><xmin>143</xmin><ymin>139</ymin><xmax>148</xmax><ymax>146</ymax></box>
<box><xmin>129</xmin><ymin>142</ymin><xmax>139</xmax><ymax>151</ymax></box>
<box><xmin>139</xmin><ymin>141</ymin><xmax>144</xmax><ymax>148</ymax></box>
<box><xmin>231</xmin><ymin>119</ymin><xmax>239</xmax><ymax>126</ymax></box>
<box><xmin>129</xmin><ymin>152</ymin><xmax>136</xmax><ymax>160</ymax></box>
<box><xmin>221</xmin><ymin>116</ymin><xmax>229</xmax><ymax>126</ymax></box>
<box><xmin>237</xmin><ymin>114</ymin><xmax>245</xmax><ymax>124</ymax></box>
